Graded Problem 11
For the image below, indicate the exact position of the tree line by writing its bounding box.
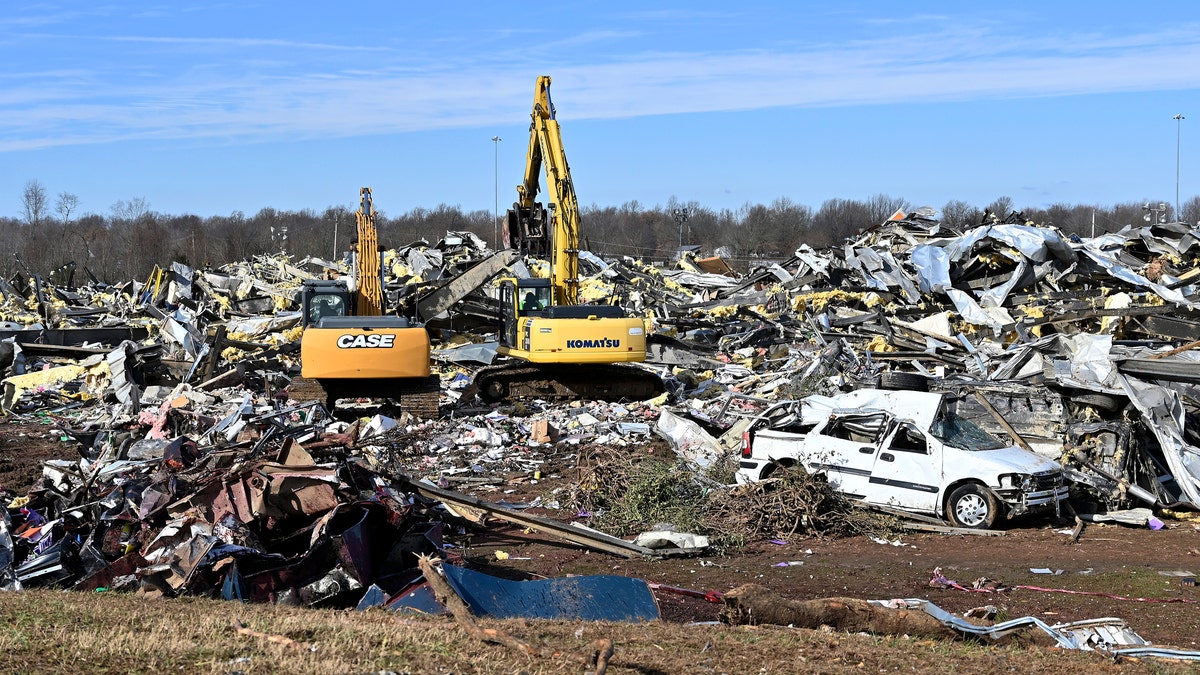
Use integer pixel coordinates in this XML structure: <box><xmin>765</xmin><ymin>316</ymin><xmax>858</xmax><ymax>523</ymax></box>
<box><xmin>7</xmin><ymin>178</ymin><xmax>1200</xmax><ymax>284</ymax></box>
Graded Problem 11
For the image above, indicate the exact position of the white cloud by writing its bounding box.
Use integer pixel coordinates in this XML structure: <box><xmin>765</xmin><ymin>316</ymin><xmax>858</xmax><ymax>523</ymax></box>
<box><xmin>3</xmin><ymin>20</ymin><xmax>1200</xmax><ymax>152</ymax></box>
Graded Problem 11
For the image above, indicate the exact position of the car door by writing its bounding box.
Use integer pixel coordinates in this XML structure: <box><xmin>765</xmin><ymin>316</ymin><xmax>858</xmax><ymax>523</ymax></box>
<box><xmin>865</xmin><ymin>421</ymin><xmax>941</xmax><ymax>512</ymax></box>
<box><xmin>803</xmin><ymin>413</ymin><xmax>888</xmax><ymax>499</ymax></box>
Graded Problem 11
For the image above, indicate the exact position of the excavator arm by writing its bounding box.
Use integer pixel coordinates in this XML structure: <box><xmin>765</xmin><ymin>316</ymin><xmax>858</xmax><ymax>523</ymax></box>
<box><xmin>355</xmin><ymin>187</ymin><xmax>384</xmax><ymax>316</ymax></box>
<box><xmin>510</xmin><ymin>75</ymin><xmax>580</xmax><ymax>307</ymax></box>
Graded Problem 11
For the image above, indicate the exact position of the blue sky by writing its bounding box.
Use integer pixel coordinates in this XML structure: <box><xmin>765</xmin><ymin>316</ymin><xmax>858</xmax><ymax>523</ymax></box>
<box><xmin>3</xmin><ymin>2</ymin><xmax>1200</xmax><ymax>221</ymax></box>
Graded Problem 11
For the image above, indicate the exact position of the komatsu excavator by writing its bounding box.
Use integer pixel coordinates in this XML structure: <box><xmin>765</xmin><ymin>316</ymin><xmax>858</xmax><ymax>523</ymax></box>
<box><xmin>288</xmin><ymin>188</ymin><xmax>439</xmax><ymax>417</ymax></box>
<box><xmin>473</xmin><ymin>76</ymin><xmax>664</xmax><ymax>403</ymax></box>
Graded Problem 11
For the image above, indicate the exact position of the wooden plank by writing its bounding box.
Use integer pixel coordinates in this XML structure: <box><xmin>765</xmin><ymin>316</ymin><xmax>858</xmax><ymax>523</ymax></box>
<box><xmin>395</xmin><ymin>474</ymin><xmax>660</xmax><ymax>559</ymax></box>
<box><xmin>1149</xmin><ymin>338</ymin><xmax>1200</xmax><ymax>360</ymax></box>
<box><xmin>973</xmin><ymin>391</ymin><xmax>1034</xmax><ymax>452</ymax></box>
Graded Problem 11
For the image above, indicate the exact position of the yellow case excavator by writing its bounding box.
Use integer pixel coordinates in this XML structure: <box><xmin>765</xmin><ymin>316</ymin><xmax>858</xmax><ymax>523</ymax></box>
<box><xmin>473</xmin><ymin>76</ymin><xmax>664</xmax><ymax>403</ymax></box>
<box><xmin>290</xmin><ymin>188</ymin><xmax>439</xmax><ymax>417</ymax></box>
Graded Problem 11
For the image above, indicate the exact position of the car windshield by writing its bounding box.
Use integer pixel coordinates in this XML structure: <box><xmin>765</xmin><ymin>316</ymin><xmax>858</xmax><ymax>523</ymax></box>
<box><xmin>929</xmin><ymin>412</ymin><xmax>1007</xmax><ymax>451</ymax></box>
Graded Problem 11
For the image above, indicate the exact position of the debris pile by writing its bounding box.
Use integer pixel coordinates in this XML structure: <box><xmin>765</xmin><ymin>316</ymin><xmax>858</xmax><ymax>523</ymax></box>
<box><xmin>3</xmin><ymin>209</ymin><xmax>1200</xmax><ymax>608</ymax></box>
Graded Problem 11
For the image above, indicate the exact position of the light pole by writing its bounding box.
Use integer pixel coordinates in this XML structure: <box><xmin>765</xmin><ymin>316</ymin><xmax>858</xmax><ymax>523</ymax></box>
<box><xmin>1175</xmin><ymin>114</ymin><xmax>1185</xmax><ymax>220</ymax></box>
<box><xmin>1144</xmin><ymin>202</ymin><xmax>1168</xmax><ymax>225</ymax></box>
<box><xmin>672</xmin><ymin>208</ymin><xmax>689</xmax><ymax>251</ymax></box>
<box><xmin>492</xmin><ymin>135</ymin><xmax>502</xmax><ymax>249</ymax></box>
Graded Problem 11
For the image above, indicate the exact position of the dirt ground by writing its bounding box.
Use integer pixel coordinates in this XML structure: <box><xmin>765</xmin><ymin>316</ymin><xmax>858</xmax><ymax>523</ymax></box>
<box><xmin>3</xmin><ymin>414</ymin><xmax>1200</xmax><ymax>659</ymax></box>
<box><xmin>450</xmin><ymin>465</ymin><xmax>1200</xmax><ymax>655</ymax></box>
<box><xmin>0</xmin><ymin>416</ymin><xmax>70</xmax><ymax>497</ymax></box>
<box><xmin>455</xmin><ymin>513</ymin><xmax>1200</xmax><ymax>646</ymax></box>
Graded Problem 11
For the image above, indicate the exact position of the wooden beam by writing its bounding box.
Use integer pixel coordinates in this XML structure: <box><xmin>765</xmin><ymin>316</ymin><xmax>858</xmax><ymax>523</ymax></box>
<box><xmin>394</xmin><ymin>474</ymin><xmax>660</xmax><ymax>559</ymax></box>
<box><xmin>973</xmin><ymin>391</ymin><xmax>1034</xmax><ymax>452</ymax></box>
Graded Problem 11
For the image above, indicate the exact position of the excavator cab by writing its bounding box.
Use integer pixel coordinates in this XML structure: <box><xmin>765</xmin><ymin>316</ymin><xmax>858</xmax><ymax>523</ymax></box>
<box><xmin>517</xmin><ymin>279</ymin><xmax>551</xmax><ymax>314</ymax></box>
<box><xmin>498</xmin><ymin>278</ymin><xmax>554</xmax><ymax>350</ymax></box>
<box><xmin>301</xmin><ymin>279</ymin><xmax>353</xmax><ymax>328</ymax></box>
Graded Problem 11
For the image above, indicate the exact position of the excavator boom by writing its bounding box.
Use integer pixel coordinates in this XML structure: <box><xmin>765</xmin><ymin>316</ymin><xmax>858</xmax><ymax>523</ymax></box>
<box><xmin>511</xmin><ymin>75</ymin><xmax>580</xmax><ymax>306</ymax></box>
<box><xmin>355</xmin><ymin>188</ymin><xmax>384</xmax><ymax>316</ymax></box>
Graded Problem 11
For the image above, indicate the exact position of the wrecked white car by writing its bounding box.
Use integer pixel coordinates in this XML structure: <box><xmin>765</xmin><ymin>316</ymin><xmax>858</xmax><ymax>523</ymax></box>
<box><xmin>735</xmin><ymin>389</ymin><xmax>1068</xmax><ymax>529</ymax></box>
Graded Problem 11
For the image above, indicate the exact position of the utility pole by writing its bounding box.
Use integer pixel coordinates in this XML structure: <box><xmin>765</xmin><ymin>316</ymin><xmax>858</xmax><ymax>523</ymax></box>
<box><xmin>492</xmin><ymin>135</ymin><xmax>502</xmax><ymax>249</ymax></box>
<box><xmin>1175</xmin><ymin>114</ymin><xmax>1185</xmax><ymax>220</ymax></box>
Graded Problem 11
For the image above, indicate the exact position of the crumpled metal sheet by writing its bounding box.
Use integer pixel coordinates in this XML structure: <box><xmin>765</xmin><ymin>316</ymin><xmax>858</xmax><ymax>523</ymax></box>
<box><xmin>943</xmin><ymin>224</ymin><xmax>1075</xmax><ymax>265</ymax></box>
<box><xmin>1118</xmin><ymin>373</ymin><xmax>1200</xmax><ymax>507</ymax></box>
<box><xmin>246</xmin><ymin>463</ymin><xmax>342</xmax><ymax>519</ymax></box>
<box><xmin>1078</xmin><ymin>246</ymin><xmax>1195</xmax><ymax>307</ymax></box>
<box><xmin>872</xmin><ymin>597</ymin><xmax>1200</xmax><ymax>661</ymax></box>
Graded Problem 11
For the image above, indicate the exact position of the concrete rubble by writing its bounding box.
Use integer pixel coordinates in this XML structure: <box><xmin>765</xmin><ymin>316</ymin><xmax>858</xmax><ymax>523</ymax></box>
<box><xmin>2</xmin><ymin>209</ymin><xmax>1200</xmax><ymax>625</ymax></box>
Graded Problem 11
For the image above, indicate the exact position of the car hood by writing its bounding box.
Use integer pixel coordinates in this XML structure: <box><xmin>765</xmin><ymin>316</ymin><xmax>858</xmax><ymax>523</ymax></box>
<box><xmin>952</xmin><ymin>446</ymin><xmax>1063</xmax><ymax>475</ymax></box>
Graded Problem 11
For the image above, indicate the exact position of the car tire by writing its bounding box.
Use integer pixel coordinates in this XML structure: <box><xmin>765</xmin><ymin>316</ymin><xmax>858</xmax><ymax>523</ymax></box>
<box><xmin>945</xmin><ymin>483</ymin><xmax>1001</xmax><ymax>529</ymax></box>
<box><xmin>1071</xmin><ymin>393</ymin><xmax>1121</xmax><ymax>412</ymax></box>
<box><xmin>880</xmin><ymin>371</ymin><xmax>928</xmax><ymax>392</ymax></box>
<box><xmin>759</xmin><ymin>458</ymin><xmax>796</xmax><ymax>480</ymax></box>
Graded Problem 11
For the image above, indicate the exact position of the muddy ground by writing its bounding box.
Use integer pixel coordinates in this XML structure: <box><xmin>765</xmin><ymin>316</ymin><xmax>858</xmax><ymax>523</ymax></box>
<box><xmin>3</xmin><ymin>415</ymin><xmax>1199</xmax><ymax>657</ymax></box>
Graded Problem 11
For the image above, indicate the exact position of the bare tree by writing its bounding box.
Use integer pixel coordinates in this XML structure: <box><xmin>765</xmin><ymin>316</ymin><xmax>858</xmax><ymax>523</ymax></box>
<box><xmin>22</xmin><ymin>180</ymin><xmax>48</xmax><ymax>226</ymax></box>
<box><xmin>811</xmin><ymin>198</ymin><xmax>872</xmax><ymax>247</ymax></box>
<box><xmin>55</xmin><ymin>192</ymin><xmax>80</xmax><ymax>223</ymax></box>
<box><xmin>1182</xmin><ymin>196</ymin><xmax>1200</xmax><ymax>227</ymax></box>
<box><xmin>985</xmin><ymin>196</ymin><xmax>1014</xmax><ymax>220</ymax></box>
<box><xmin>864</xmin><ymin>193</ymin><xmax>910</xmax><ymax>225</ymax></box>
<box><xmin>111</xmin><ymin>197</ymin><xmax>151</xmax><ymax>224</ymax></box>
<box><xmin>941</xmin><ymin>200</ymin><xmax>979</xmax><ymax>229</ymax></box>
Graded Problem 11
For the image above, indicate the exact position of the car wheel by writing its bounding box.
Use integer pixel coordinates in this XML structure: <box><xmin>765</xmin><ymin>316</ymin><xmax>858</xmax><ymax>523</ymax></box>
<box><xmin>759</xmin><ymin>459</ymin><xmax>796</xmax><ymax>480</ymax></box>
<box><xmin>1071</xmin><ymin>393</ymin><xmax>1121</xmax><ymax>412</ymax></box>
<box><xmin>946</xmin><ymin>483</ymin><xmax>1001</xmax><ymax>529</ymax></box>
<box><xmin>880</xmin><ymin>371</ymin><xmax>928</xmax><ymax>391</ymax></box>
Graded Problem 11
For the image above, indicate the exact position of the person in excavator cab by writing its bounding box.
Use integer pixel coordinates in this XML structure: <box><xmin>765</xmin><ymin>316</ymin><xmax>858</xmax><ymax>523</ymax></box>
<box><xmin>520</xmin><ymin>291</ymin><xmax>543</xmax><ymax>311</ymax></box>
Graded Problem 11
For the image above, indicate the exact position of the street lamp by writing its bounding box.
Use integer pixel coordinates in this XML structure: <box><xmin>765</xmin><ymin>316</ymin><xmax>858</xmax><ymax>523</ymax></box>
<box><xmin>492</xmin><ymin>136</ymin><xmax>502</xmax><ymax>249</ymax></box>
<box><xmin>1175</xmin><ymin>114</ymin><xmax>1185</xmax><ymax>220</ymax></box>
<box><xmin>1144</xmin><ymin>202</ymin><xmax>1168</xmax><ymax>225</ymax></box>
<box><xmin>672</xmin><ymin>208</ymin><xmax>689</xmax><ymax>251</ymax></box>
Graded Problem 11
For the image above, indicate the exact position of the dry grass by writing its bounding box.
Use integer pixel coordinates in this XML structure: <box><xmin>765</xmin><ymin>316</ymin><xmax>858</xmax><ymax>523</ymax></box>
<box><xmin>0</xmin><ymin>588</ymin><xmax>1178</xmax><ymax>674</ymax></box>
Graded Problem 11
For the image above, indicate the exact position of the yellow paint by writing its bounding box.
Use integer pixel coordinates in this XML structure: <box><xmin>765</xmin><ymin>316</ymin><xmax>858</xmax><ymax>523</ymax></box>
<box><xmin>300</xmin><ymin>326</ymin><xmax>431</xmax><ymax>378</ymax></box>
<box><xmin>498</xmin><ymin>315</ymin><xmax>646</xmax><ymax>365</ymax></box>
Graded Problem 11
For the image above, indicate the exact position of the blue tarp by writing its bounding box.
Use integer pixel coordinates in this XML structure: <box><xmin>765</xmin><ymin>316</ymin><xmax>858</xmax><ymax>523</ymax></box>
<box><xmin>442</xmin><ymin>565</ymin><xmax>659</xmax><ymax>622</ymax></box>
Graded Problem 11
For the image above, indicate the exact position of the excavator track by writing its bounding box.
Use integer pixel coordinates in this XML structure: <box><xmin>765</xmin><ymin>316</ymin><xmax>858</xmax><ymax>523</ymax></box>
<box><xmin>287</xmin><ymin>376</ymin><xmax>440</xmax><ymax>419</ymax></box>
<box><xmin>473</xmin><ymin>362</ymin><xmax>664</xmax><ymax>404</ymax></box>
